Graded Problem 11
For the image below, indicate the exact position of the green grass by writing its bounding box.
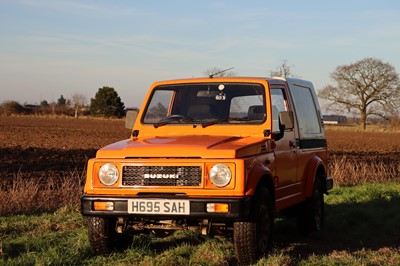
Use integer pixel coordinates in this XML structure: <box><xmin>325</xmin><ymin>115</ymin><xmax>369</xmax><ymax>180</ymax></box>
<box><xmin>1</xmin><ymin>183</ymin><xmax>400</xmax><ymax>265</ymax></box>
<box><xmin>325</xmin><ymin>183</ymin><xmax>400</xmax><ymax>249</ymax></box>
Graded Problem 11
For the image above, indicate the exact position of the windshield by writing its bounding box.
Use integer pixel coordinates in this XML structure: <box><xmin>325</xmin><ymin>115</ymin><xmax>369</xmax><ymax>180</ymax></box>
<box><xmin>142</xmin><ymin>83</ymin><xmax>266</xmax><ymax>126</ymax></box>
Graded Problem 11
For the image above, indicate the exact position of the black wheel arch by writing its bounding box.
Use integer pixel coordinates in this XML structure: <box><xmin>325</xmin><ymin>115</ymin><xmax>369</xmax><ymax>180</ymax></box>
<box><xmin>304</xmin><ymin>157</ymin><xmax>328</xmax><ymax>198</ymax></box>
<box><xmin>255</xmin><ymin>174</ymin><xmax>276</xmax><ymax>210</ymax></box>
<box><xmin>316</xmin><ymin>164</ymin><xmax>328</xmax><ymax>194</ymax></box>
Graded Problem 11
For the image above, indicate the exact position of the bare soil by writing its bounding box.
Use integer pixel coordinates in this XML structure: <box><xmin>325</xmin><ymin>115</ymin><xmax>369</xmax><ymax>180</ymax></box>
<box><xmin>1</xmin><ymin>116</ymin><xmax>399</xmax><ymax>183</ymax></box>
<box><xmin>326</xmin><ymin>129</ymin><xmax>400</xmax><ymax>159</ymax></box>
<box><xmin>0</xmin><ymin>116</ymin><xmax>130</xmax><ymax>184</ymax></box>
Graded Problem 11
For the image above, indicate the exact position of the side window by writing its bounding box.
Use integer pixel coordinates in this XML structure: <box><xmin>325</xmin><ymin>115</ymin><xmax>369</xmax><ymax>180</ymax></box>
<box><xmin>271</xmin><ymin>88</ymin><xmax>287</xmax><ymax>132</ymax></box>
<box><xmin>290</xmin><ymin>86</ymin><xmax>321</xmax><ymax>135</ymax></box>
<box><xmin>143</xmin><ymin>90</ymin><xmax>174</xmax><ymax>123</ymax></box>
<box><xmin>229</xmin><ymin>95</ymin><xmax>264</xmax><ymax>121</ymax></box>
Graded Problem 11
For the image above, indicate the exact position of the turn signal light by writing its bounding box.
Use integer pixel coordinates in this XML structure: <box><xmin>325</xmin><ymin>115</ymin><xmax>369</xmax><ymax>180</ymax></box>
<box><xmin>206</xmin><ymin>203</ymin><xmax>229</xmax><ymax>213</ymax></box>
<box><xmin>94</xmin><ymin>201</ymin><xmax>114</xmax><ymax>211</ymax></box>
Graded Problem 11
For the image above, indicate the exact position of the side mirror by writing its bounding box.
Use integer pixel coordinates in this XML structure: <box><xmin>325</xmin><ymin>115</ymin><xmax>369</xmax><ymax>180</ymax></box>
<box><xmin>272</xmin><ymin>111</ymin><xmax>294</xmax><ymax>141</ymax></box>
<box><xmin>279</xmin><ymin>111</ymin><xmax>294</xmax><ymax>131</ymax></box>
<box><xmin>125</xmin><ymin>110</ymin><xmax>139</xmax><ymax>129</ymax></box>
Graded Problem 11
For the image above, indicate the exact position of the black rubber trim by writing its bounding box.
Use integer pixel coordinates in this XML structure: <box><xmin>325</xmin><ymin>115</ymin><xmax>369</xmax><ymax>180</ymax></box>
<box><xmin>298</xmin><ymin>139</ymin><xmax>327</xmax><ymax>149</ymax></box>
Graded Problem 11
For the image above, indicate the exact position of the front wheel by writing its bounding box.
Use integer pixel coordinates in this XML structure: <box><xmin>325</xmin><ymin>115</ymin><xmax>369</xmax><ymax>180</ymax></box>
<box><xmin>297</xmin><ymin>177</ymin><xmax>324</xmax><ymax>235</ymax></box>
<box><xmin>87</xmin><ymin>217</ymin><xmax>133</xmax><ymax>255</ymax></box>
<box><xmin>233</xmin><ymin>187</ymin><xmax>274</xmax><ymax>265</ymax></box>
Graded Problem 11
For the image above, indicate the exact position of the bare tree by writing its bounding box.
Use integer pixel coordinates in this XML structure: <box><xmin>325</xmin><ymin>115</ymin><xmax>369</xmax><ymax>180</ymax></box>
<box><xmin>203</xmin><ymin>67</ymin><xmax>237</xmax><ymax>77</ymax></box>
<box><xmin>71</xmin><ymin>93</ymin><xmax>87</xmax><ymax>118</ymax></box>
<box><xmin>318</xmin><ymin>58</ymin><xmax>400</xmax><ymax>129</ymax></box>
<box><xmin>270</xmin><ymin>60</ymin><xmax>296</xmax><ymax>78</ymax></box>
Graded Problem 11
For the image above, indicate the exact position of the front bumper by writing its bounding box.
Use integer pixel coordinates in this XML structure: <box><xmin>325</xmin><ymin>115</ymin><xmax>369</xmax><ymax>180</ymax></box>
<box><xmin>81</xmin><ymin>195</ymin><xmax>252</xmax><ymax>220</ymax></box>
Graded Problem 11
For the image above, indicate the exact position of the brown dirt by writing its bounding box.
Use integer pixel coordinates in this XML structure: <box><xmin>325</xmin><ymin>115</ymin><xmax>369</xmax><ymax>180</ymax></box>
<box><xmin>1</xmin><ymin>116</ymin><xmax>399</xmax><ymax>183</ymax></box>
<box><xmin>326</xmin><ymin>129</ymin><xmax>400</xmax><ymax>154</ymax></box>
<box><xmin>326</xmin><ymin>129</ymin><xmax>400</xmax><ymax>168</ymax></box>
<box><xmin>0</xmin><ymin>116</ymin><xmax>130</xmax><ymax>184</ymax></box>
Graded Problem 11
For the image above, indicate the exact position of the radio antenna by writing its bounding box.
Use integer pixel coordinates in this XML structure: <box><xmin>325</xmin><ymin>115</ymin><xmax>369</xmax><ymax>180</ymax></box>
<box><xmin>209</xmin><ymin>67</ymin><xmax>234</xmax><ymax>78</ymax></box>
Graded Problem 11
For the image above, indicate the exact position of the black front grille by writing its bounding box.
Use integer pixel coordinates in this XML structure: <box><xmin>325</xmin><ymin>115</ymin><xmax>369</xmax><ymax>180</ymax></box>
<box><xmin>122</xmin><ymin>166</ymin><xmax>202</xmax><ymax>186</ymax></box>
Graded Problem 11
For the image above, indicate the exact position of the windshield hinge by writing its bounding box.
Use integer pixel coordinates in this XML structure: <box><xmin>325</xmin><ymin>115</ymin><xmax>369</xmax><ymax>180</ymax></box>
<box><xmin>132</xmin><ymin>130</ymin><xmax>139</xmax><ymax>137</ymax></box>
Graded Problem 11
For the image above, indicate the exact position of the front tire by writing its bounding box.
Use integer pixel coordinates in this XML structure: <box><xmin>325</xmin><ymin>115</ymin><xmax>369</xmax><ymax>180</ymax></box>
<box><xmin>87</xmin><ymin>217</ymin><xmax>133</xmax><ymax>255</ymax></box>
<box><xmin>233</xmin><ymin>187</ymin><xmax>273</xmax><ymax>265</ymax></box>
<box><xmin>297</xmin><ymin>177</ymin><xmax>324</xmax><ymax>235</ymax></box>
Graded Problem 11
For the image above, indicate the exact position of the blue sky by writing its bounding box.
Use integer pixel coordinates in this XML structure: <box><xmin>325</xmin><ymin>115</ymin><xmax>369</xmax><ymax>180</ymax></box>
<box><xmin>1</xmin><ymin>0</ymin><xmax>400</xmax><ymax>108</ymax></box>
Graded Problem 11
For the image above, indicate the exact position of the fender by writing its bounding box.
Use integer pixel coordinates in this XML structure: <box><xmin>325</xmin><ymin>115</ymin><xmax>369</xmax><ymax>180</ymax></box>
<box><xmin>245</xmin><ymin>163</ymin><xmax>273</xmax><ymax>196</ymax></box>
<box><xmin>304</xmin><ymin>156</ymin><xmax>326</xmax><ymax>198</ymax></box>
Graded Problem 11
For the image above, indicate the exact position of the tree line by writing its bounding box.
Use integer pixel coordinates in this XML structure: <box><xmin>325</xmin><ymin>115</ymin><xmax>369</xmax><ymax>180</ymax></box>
<box><xmin>0</xmin><ymin>86</ymin><xmax>125</xmax><ymax>118</ymax></box>
<box><xmin>2</xmin><ymin>57</ymin><xmax>399</xmax><ymax>127</ymax></box>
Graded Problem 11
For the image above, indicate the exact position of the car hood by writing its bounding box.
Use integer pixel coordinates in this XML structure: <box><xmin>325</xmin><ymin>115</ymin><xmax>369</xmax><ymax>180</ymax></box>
<box><xmin>96</xmin><ymin>135</ymin><xmax>269</xmax><ymax>159</ymax></box>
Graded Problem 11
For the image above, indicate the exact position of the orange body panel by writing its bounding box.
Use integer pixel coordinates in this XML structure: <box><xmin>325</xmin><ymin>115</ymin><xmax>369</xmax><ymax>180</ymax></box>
<box><xmin>82</xmin><ymin>76</ymin><xmax>330</xmax><ymax>216</ymax></box>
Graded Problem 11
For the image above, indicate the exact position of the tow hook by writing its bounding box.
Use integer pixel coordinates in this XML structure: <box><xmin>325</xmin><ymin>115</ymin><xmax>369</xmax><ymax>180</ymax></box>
<box><xmin>201</xmin><ymin>219</ymin><xmax>211</xmax><ymax>235</ymax></box>
<box><xmin>116</xmin><ymin>217</ymin><xmax>126</xmax><ymax>233</ymax></box>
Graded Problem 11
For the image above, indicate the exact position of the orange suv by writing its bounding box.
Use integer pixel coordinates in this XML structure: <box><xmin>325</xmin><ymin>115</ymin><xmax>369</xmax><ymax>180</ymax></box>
<box><xmin>81</xmin><ymin>77</ymin><xmax>333</xmax><ymax>265</ymax></box>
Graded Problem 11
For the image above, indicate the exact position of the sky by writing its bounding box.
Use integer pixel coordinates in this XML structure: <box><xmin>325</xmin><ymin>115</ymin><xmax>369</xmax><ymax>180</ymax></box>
<box><xmin>1</xmin><ymin>0</ymin><xmax>400</xmax><ymax>109</ymax></box>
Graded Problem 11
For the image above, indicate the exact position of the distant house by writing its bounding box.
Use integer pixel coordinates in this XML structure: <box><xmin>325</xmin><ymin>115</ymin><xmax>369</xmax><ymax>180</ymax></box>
<box><xmin>24</xmin><ymin>104</ymin><xmax>40</xmax><ymax>110</ymax></box>
<box><xmin>24</xmin><ymin>104</ymin><xmax>41</xmax><ymax>115</ymax></box>
<box><xmin>323</xmin><ymin>115</ymin><xmax>348</xmax><ymax>125</ymax></box>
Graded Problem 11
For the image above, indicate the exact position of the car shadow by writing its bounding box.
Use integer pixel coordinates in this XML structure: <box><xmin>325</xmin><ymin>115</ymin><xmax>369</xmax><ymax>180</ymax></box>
<box><xmin>273</xmin><ymin>195</ymin><xmax>400</xmax><ymax>259</ymax></box>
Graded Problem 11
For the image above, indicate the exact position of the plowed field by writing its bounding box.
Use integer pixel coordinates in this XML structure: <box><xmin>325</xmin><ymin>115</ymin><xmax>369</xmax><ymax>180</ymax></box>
<box><xmin>0</xmin><ymin>116</ymin><xmax>399</xmax><ymax>184</ymax></box>
<box><xmin>0</xmin><ymin>116</ymin><xmax>129</xmax><ymax>183</ymax></box>
<box><xmin>327</xmin><ymin>128</ymin><xmax>400</xmax><ymax>167</ymax></box>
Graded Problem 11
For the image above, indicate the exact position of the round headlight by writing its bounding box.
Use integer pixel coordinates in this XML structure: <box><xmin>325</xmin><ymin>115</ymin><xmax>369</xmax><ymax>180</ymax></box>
<box><xmin>209</xmin><ymin>164</ymin><xmax>232</xmax><ymax>187</ymax></box>
<box><xmin>98</xmin><ymin>163</ymin><xmax>119</xmax><ymax>186</ymax></box>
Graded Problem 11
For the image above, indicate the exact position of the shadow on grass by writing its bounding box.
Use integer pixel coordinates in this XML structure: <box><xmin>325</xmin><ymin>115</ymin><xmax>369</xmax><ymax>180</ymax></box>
<box><xmin>273</xmin><ymin>194</ymin><xmax>400</xmax><ymax>259</ymax></box>
<box><xmin>130</xmin><ymin>230</ymin><xmax>206</xmax><ymax>253</ymax></box>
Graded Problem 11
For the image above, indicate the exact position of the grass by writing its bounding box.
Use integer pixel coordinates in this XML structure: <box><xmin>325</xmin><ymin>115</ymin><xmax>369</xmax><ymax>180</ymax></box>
<box><xmin>324</xmin><ymin>183</ymin><xmax>400</xmax><ymax>248</ymax></box>
<box><xmin>1</xmin><ymin>183</ymin><xmax>399</xmax><ymax>265</ymax></box>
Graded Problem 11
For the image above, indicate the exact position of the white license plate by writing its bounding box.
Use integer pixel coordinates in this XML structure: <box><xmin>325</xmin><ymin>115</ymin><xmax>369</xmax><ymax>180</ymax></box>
<box><xmin>128</xmin><ymin>199</ymin><xmax>190</xmax><ymax>215</ymax></box>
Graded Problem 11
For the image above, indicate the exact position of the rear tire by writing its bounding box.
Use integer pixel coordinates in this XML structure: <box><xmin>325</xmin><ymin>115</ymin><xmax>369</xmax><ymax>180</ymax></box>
<box><xmin>87</xmin><ymin>217</ymin><xmax>133</xmax><ymax>255</ymax></box>
<box><xmin>297</xmin><ymin>177</ymin><xmax>324</xmax><ymax>235</ymax></box>
<box><xmin>233</xmin><ymin>187</ymin><xmax>273</xmax><ymax>265</ymax></box>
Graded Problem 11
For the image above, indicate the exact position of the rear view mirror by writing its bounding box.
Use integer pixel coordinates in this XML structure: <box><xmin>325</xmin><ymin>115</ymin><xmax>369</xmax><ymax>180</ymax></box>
<box><xmin>197</xmin><ymin>91</ymin><xmax>218</xmax><ymax>97</ymax></box>
<box><xmin>279</xmin><ymin>111</ymin><xmax>294</xmax><ymax>130</ymax></box>
<box><xmin>125</xmin><ymin>110</ymin><xmax>139</xmax><ymax>129</ymax></box>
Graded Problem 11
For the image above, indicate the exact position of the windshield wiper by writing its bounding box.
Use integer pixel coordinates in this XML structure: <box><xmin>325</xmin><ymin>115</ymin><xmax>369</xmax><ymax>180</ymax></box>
<box><xmin>153</xmin><ymin>115</ymin><xmax>189</xmax><ymax>128</ymax></box>
<box><xmin>154</xmin><ymin>115</ymin><xmax>226</xmax><ymax>128</ymax></box>
<box><xmin>201</xmin><ymin>119</ymin><xmax>227</xmax><ymax>128</ymax></box>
